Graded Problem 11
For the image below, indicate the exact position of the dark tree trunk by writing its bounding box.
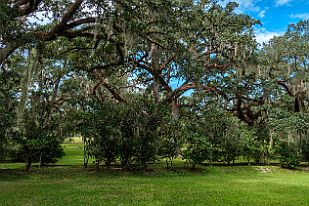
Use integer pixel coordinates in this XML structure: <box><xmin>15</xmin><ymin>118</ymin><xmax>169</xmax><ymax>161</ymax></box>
<box><xmin>26</xmin><ymin>160</ymin><xmax>32</xmax><ymax>173</ymax></box>
<box><xmin>294</xmin><ymin>97</ymin><xmax>300</xmax><ymax>112</ymax></box>
<box><xmin>105</xmin><ymin>158</ymin><xmax>112</xmax><ymax>168</ymax></box>
<box><xmin>96</xmin><ymin>159</ymin><xmax>100</xmax><ymax>172</ymax></box>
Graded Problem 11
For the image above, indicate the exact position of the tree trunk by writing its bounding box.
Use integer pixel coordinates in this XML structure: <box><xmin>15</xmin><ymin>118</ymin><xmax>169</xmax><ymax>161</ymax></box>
<box><xmin>105</xmin><ymin>158</ymin><xmax>112</xmax><ymax>168</ymax></box>
<box><xmin>39</xmin><ymin>151</ymin><xmax>43</xmax><ymax>167</ymax></box>
<box><xmin>269</xmin><ymin>129</ymin><xmax>274</xmax><ymax>150</ymax></box>
<box><xmin>171</xmin><ymin>99</ymin><xmax>179</xmax><ymax>118</ymax></box>
<box><xmin>166</xmin><ymin>159</ymin><xmax>170</xmax><ymax>169</ymax></box>
<box><xmin>96</xmin><ymin>159</ymin><xmax>100</xmax><ymax>172</ymax></box>
<box><xmin>294</xmin><ymin>97</ymin><xmax>300</xmax><ymax>112</ymax></box>
<box><xmin>153</xmin><ymin>82</ymin><xmax>160</xmax><ymax>103</ymax></box>
<box><xmin>83</xmin><ymin>137</ymin><xmax>89</xmax><ymax>168</ymax></box>
<box><xmin>26</xmin><ymin>160</ymin><xmax>32</xmax><ymax>173</ymax></box>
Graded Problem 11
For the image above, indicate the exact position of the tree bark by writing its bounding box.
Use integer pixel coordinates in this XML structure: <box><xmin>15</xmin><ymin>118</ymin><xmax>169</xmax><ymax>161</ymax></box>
<box><xmin>0</xmin><ymin>44</ymin><xmax>20</xmax><ymax>66</ymax></box>
<box><xmin>152</xmin><ymin>82</ymin><xmax>160</xmax><ymax>103</ymax></box>
<box><xmin>171</xmin><ymin>98</ymin><xmax>179</xmax><ymax>118</ymax></box>
<box><xmin>26</xmin><ymin>159</ymin><xmax>32</xmax><ymax>173</ymax></box>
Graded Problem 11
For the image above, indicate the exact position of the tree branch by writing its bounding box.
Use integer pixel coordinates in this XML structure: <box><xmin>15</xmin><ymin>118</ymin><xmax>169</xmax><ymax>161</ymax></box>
<box><xmin>93</xmin><ymin>79</ymin><xmax>126</xmax><ymax>103</ymax></box>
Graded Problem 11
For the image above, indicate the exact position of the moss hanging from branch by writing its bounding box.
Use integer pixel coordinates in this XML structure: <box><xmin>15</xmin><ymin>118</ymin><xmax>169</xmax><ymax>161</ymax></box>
<box><xmin>16</xmin><ymin>49</ymin><xmax>41</xmax><ymax>129</ymax></box>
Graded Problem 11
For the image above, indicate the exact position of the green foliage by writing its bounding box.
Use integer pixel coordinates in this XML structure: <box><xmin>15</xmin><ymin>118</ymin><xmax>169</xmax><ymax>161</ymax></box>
<box><xmin>270</xmin><ymin>108</ymin><xmax>309</xmax><ymax>164</ymax></box>
<box><xmin>159</xmin><ymin>115</ymin><xmax>187</xmax><ymax>169</ymax></box>
<box><xmin>1</xmin><ymin>0</ymin><xmax>308</xmax><ymax>172</ymax></box>
<box><xmin>183</xmin><ymin>133</ymin><xmax>213</xmax><ymax>169</ymax></box>
<box><xmin>15</xmin><ymin>105</ymin><xmax>64</xmax><ymax>168</ymax></box>
<box><xmin>80</xmin><ymin>98</ymin><xmax>164</xmax><ymax>170</ymax></box>
<box><xmin>196</xmin><ymin>108</ymin><xmax>244</xmax><ymax>164</ymax></box>
<box><xmin>223</xmin><ymin>132</ymin><xmax>243</xmax><ymax>165</ymax></box>
<box><xmin>80</xmin><ymin>102</ymin><xmax>122</xmax><ymax>167</ymax></box>
<box><xmin>119</xmin><ymin>99</ymin><xmax>162</xmax><ymax>169</ymax></box>
<box><xmin>17</xmin><ymin>133</ymin><xmax>64</xmax><ymax>166</ymax></box>
<box><xmin>276</xmin><ymin>141</ymin><xmax>301</xmax><ymax>169</ymax></box>
<box><xmin>0</xmin><ymin>69</ymin><xmax>20</xmax><ymax>162</ymax></box>
<box><xmin>301</xmin><ymin>134</ymin><xmax>309</xmax><ymax>163</ymax></box>
<box><xmin>9</xmin><ymin>52</ymin><xmax>68</xmax><ymax>170</ymax></box>
<box><xmin>241</xmin><ymin>127</ymin><xmax>272</xmax><ymax>165</ymax></box>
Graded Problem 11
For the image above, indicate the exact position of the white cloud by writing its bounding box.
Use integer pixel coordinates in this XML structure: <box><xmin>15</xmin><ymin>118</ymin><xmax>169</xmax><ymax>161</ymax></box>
<box><xmin>258</xmin><ymin>10</ymin><xmax>266</xmax><ymax>18</ymax></box>
<box><xmin>254</xmin><ymin>29</ymin><xmax>284</xmax><ymax>44</ymax></box>
<box><xmin>290</xmin><ymin>13</ymin><xmax>309</xmax><ymax>19</ymax></box>
<box><xmin>275</xmin><ymin>0</ymin><xmax>292</xmax><ymax>7</ymax></box>
<box><xmin>27</xmin><ymin>11</ymin><xmax>53</xmax><ymax>26</ymax></box>
<box><xmin>219</xmin><ymin>0</ymin><xmax>261</xmax><ymax>13</ymax></box>
<box><xmin>220</xmin><ymin>0</ymin><xmax>269</xmax><ymax>18</ymax></box>
<box><xmin>234</xmin><ymin>0</ymin><xmax>261</xmax><ymax>13</ymax></box>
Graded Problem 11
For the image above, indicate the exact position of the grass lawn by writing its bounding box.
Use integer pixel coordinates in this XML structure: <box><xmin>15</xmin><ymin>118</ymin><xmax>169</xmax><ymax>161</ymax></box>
<box><xmin>0</xmin><ymin>142</ymin><xmax>308</xmax><ymax>206</ymax></box>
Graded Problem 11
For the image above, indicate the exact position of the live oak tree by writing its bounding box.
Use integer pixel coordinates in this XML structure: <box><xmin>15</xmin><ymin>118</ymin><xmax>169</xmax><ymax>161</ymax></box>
<box><xmin>262</xmin><ymin>20</ymin><xmax>309</xmax><ymax>113</ymax></box>
<box><xmin>124</xmin><ymin>1</ymin><xmax>261</xmax><ymax>119</ymax></box>
<box><xmin>261</xmin><ymin>20</ymin><xmax>309</xmax><ymax>165</ymax></box>
<box><xmin>1</xmin><ymin>0</ymin><xmax>309</xmax><ymax>170</ymax></box>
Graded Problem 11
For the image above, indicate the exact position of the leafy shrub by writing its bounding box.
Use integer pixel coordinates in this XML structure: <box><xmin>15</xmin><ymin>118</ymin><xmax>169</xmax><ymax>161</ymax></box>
<box><xmin>159</xmin><ymin>116</ymin><xmax>186</xmax><ymax>169</ymax></box>
<box><xmin>79</xmin><ymin>103</ymin><xmax>122</xmax><ymax>169</ymax></box>
<box><xmin>119</xmin><ymin>99</ymin><xmax>161</xmax><ymax>170</ymax></box>
<box><xmin>276</xmin><ymin>141</ymin><xmax>301</xmax><ymax>169</ymax></box>
<box><xmin>16</xmin><ymin>113</ymin><xmax>64</xmax><ymax>171</ymax></box>
<box><xmin>183</xmin><ymin>134</ymin><xmax>213</xmax><ymax>169</ymax></box>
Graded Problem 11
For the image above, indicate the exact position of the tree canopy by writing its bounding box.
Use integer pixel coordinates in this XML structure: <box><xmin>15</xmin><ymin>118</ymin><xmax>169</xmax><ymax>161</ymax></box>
<box><xmin>0</xmin><ymin>0</ymin><xmax>308</xmax><ymax>171</ymax></box>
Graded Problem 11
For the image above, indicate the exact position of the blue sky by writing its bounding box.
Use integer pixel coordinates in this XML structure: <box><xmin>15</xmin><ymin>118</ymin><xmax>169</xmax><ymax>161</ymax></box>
<box><xmin>223</xmin><ymin>0</ymin><xmax>309</xmax><ymax>43</ymax></box>
<box><xmin>28</xmin><ymin>1</ymin><xmax>309</xmax><ymax>44</ymax></box>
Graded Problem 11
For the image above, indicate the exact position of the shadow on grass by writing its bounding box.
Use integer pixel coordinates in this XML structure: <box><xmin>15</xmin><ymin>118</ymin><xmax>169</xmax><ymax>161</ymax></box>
<box><xmin>0</xmin><ymin>169</ymin><xmax>32</xmax><ymax>181</ymax></box>
<box><xmin>0</xmin><ymin>164</ymin><xmax>211</xmax><ymax>181</ymax></box>
<box><xmin>199</xmin><ymin>162</ymin><xmax>282</xmax><ymax>167</ymax></box>
<box><xmin>1</xmin><ymin>162</ymin><xmax>307</xmax><ymax>182</ymax></box>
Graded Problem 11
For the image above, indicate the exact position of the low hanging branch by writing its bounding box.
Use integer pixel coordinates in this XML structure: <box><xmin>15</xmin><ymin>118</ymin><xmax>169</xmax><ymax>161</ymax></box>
<box><xmin>92</xmin><ymin>79</ymin><xmax>126</xmax><ymax>103</ymax></box>
<box><xmin>1</xmin><ymin>0</ymin><xmax>97</xmax><ymax>66</ymax></box>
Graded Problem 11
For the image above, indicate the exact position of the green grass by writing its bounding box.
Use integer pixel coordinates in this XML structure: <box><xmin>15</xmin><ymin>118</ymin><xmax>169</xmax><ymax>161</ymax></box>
<box><xmin>58</xmin><ymin>143</ymin><xmax>84</xmax><ymax>166</ymax></box>
<box><xmin>63</xmin><ymin>137</ymin><xmax>83</xmax><ymax>144</ymax></box>
<box><xmin>0</xmin><ymin>144</ymin><xmax>308</xmax><ymax>206</ymax></box>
